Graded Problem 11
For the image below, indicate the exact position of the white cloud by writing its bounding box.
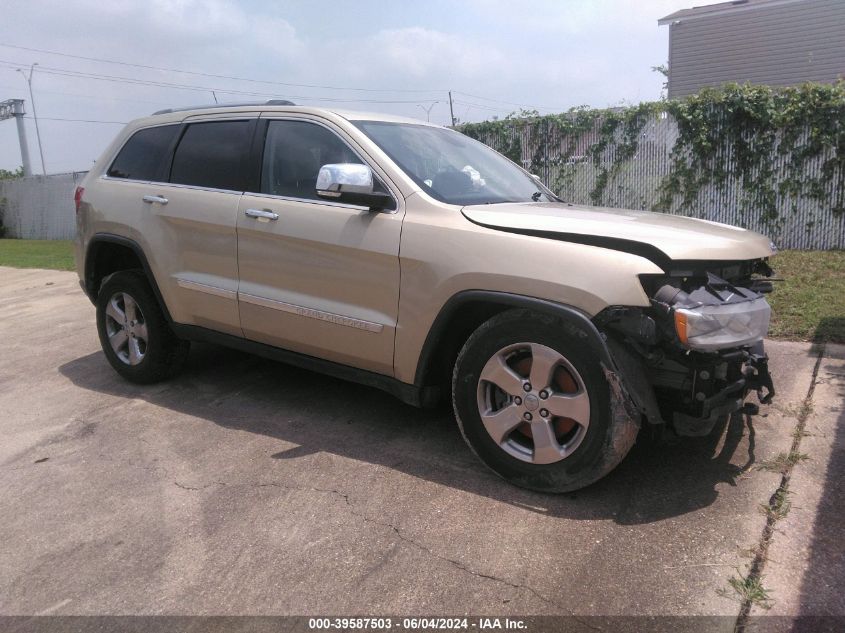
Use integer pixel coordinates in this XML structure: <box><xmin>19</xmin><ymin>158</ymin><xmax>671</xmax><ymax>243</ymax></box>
<box><xmin>0</xmin><ymin>0</ymin><xmax>690</xmax><ymax>172</ymax></box>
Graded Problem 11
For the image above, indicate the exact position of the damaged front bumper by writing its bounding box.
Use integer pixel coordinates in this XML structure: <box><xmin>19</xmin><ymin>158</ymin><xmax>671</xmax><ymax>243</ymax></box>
<box><xmin>596</xmin><ymin>262</ymin><xmax>777</xmax><ymax>437</ymax></box>
<box><xmin>672</xmin><ymin>344</ymin><xmax>774</xmax><ymax>436</ymax></box>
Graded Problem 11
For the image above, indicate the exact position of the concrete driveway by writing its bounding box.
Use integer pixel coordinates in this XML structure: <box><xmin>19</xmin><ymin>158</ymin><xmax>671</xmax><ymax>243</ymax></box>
<box><xmin>1</xmin><ymin>267</ymin><xmax>841</xmax><ymax>625</ymax></box>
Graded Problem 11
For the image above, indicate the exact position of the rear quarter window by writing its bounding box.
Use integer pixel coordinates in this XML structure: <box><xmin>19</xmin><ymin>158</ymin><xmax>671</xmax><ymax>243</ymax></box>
<box><xmin>107</xmin><ymin>124</ymin><xmax>180</xmax><ymax>181</ymax></box>
<box><xmin>169</xmin><ymin>120</ymin><xmax>252</xmax><ymax>191</ymax></box>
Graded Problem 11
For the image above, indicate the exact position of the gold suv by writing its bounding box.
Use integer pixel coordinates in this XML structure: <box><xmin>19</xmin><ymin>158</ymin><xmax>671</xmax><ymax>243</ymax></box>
<box><xmin>75</xmin><ymin>102</ymin><xmax>777</xmax><ymax>492</ymax></box>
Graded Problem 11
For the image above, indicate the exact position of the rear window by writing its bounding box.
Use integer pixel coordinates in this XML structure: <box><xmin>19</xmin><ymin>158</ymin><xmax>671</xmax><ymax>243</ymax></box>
<box><xmin>169</xmin><ymin>120</ymin><xmax>251</xmax><ymax>191</ymax></box>
<box><xmin>107</xmin><ymin>124</ymin><xmax>179</xmax><ymax>181</ymax></box>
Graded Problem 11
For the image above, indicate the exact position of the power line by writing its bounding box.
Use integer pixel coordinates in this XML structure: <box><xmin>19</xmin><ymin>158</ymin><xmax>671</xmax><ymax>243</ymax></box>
<box><xmin>0</xmin><ymin>43</ymin><xmax>446</xmax><ymax>95</ymax></box>
<box><xmin>24</xmin><ymin>115</ymin><xmax>127</xmax><ymax>124</ymax></box>
<box><xmin>452</xmin><ymin>99</ymin><xmax>512</xmax><ymax>113</ymax></box>
<box><xmin>453</xmin><ymin>90</ymin><xmax>564</xmax><ymax>112</ymax></box>
<box><xmin>0</xmin><ymin>44</ymin><xmax>558</xmax><ymax>110</ymax></box>
<box><xmin>0</xmin><ymin>60</ymin><xmax>438</xmax><ymax>104</ymax></box>
<box><xmin>0</xmin><ymin>82</ymin><xmax>173</xmax><ymax>107</ymax></box>
<box><xmin>0</xmin><ymin>47</ymin><xmax>558</xmax><ymax>115</ymax></box>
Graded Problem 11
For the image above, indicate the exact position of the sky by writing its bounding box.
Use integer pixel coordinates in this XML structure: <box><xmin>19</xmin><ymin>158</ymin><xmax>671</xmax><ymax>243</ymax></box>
<box><xmin>0</xmin><ymin>0</ymin><xmax>693</xmax><ymax>174</ymax></box>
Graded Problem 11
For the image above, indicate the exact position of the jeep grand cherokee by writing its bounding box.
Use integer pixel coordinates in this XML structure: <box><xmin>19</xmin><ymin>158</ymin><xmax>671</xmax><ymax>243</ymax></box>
<box><xmin>74</xmin><ymin>101</ymin><xmax>776</xmax><ymax>492</ymax></box>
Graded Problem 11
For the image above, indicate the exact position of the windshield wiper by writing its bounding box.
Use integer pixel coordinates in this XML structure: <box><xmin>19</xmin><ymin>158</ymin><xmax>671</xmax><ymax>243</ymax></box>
<box><xmin>531</xmin><ymin>191</ymin><xmax>543</xmax><ymax>202</ymax></box>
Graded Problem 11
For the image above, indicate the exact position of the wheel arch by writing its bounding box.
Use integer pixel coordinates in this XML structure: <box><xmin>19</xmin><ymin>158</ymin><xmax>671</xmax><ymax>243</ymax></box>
<box><xmin>413</xmin><ymin>290</ymin><xmax>614</xmax><ymax>392</ymax></box>
<box><xmin>84</xmin><ymin>233</ymin><xmax>172</xmax><ymax>322</ymax></box>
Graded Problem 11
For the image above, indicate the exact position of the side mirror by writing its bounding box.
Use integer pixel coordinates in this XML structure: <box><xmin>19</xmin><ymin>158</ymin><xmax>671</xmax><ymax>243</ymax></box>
<box><xmin>315</xmin><ymin>163</ymin><xmax>393</xmax><ymax>211</ymax></box>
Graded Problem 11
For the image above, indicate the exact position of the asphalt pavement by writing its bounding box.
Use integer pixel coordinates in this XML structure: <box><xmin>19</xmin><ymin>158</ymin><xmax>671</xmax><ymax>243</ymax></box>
<box><xmin>0</xmin><ymin>266</ymin><xmax>841</xmax><ymax>627</ymax></box>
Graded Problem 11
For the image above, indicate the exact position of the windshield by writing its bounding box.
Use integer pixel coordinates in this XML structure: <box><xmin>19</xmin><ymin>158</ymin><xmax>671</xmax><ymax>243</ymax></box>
<box><xmin>353</xmin><ymin>121</ymin><xmax>557</xmax><ymax>206</ymax></box>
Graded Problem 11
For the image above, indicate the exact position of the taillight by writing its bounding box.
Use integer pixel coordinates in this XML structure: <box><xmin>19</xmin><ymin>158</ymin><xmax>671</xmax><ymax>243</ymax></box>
<box><xmin>74</xmin><ymin>186</ymin><xmax>84</xmax><ymax>214</ymax></box>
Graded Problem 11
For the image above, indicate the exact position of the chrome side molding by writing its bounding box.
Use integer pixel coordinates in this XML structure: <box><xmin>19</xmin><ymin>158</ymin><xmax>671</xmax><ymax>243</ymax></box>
<box><xmin>238</xmin><ymin>292</ymin><xmax>384</xmax><ymax>333</ymax></box>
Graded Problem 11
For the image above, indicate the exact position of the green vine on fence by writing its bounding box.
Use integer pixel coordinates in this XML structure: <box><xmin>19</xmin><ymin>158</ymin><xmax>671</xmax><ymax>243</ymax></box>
<box><xmin>459</xmin><ymin>82</ymin><xmax>845</xmax><ymax>230</ymax></box>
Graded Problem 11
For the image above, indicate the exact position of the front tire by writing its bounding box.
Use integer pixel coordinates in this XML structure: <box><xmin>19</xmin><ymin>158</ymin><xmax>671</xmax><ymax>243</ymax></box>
<box><xmin>452</xmin><ymin>309</ymin><xmax>638</xmax><ymax>492</ymax></box>
<box><xmin>96</xmin><ymin>270</ymin><xmax>189</xmax><ymax>384</ymax></box>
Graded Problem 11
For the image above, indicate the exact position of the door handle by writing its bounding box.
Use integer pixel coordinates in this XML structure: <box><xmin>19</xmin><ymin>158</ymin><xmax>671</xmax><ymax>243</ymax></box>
<box><xmin>244</xmin><ymin>208</ymin><xmax>279</xmax><ymax>221</ymax></box>
<box><xmin>142</xmin><ymin>195</ymin><xmax>169</xmax><ymax>204</ymax></box>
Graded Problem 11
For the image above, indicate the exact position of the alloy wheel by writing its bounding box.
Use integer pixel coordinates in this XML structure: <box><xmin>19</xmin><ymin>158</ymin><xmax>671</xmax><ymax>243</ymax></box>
<box><xmin>104</xmin><ymin>291</ymin><xmax>148</xmax><ymax>366</ymax></box>
<box><xmin>476</xmin><ymin>342</ymin><xmax>591</xmax><ymax>464</ymax></box>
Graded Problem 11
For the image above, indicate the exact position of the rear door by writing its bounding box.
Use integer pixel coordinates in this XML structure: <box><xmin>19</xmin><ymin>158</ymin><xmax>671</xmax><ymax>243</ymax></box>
<box><xmin>236</xmin><ymin>116</ymin><xmax>404</xmax><ymax>375</ymax></box>
<box><xmin>142</xmin><ymin>116</ymin><xmax>256</xmax><ymax>336</ymax></box>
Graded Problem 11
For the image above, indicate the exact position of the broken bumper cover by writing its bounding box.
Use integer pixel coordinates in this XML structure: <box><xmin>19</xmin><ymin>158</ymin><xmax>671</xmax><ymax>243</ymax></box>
<box><xmin>673</xmin><ymin>345</ymin><xmax>774</xmax><ymax>436</ymax></box>
<box><xmin>597</xmin><ymin>266</ymin><xmax>779</xmax><ymax>436</ymax></box>
<box><xmin>601</xmin><ymin>326</ymin><xmax>777</xmax><ymax>437</ymax></box>
<box><xmin>673</xmin><ymin>344</ymin><xmax>775</xmax><ymax>436</ymax></box>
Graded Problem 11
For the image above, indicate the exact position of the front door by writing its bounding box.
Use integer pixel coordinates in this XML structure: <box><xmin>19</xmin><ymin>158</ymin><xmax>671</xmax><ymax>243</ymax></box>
<box><xmin>236</xmin><ymin>117</ymin><xmax>403</xmax><ymax>376</ymax></box>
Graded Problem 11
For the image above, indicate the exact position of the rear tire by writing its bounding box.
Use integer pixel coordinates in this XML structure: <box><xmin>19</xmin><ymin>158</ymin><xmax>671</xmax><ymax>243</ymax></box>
<box><xmin>452</xmin><ymin>309</ymin><xmax>638</xmax><ymax>492</ymax></box>
<box><xmin>96</xmin><ymin>270</ymin><xmax>189</xmax><ymax>384</ymax></box>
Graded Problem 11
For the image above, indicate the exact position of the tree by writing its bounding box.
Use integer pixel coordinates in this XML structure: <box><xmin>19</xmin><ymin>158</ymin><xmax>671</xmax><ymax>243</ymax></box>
<box><xmin>0</xmin><ymin>166</ymin><xmax>24</xmax><ymax>180</ymax></box>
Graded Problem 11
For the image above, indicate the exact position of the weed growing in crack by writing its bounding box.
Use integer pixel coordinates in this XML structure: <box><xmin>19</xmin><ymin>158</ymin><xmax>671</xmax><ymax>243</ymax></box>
<box><xmin>798</xmin><ymin>400</ymin><xmax>814</xmax><ymax>419</ymax></box>
<box><xmin>760</xmin><ymin>489</ymin><xmax>792</xmax><ymax>521</ymax></box>
<box><xmin>792</xmin><ymin>426</ymin><xmax>812</xmax><ymax>440</ymax></box>
<box><xmin>757</xmin><ymin>450</ymin><xmax>809</xmax><ymax>474</ymax></box>
<box><xmin>719</xmin><ymin>572</ymin><xmax>773</xmax><ymax>610</ymax></box>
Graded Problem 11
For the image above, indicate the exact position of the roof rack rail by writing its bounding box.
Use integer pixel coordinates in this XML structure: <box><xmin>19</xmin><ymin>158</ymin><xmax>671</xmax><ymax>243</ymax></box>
<box><xmin>152</xmin><ymin>99</ymin><xmax>296</xmax><ymax>115</ymax></box>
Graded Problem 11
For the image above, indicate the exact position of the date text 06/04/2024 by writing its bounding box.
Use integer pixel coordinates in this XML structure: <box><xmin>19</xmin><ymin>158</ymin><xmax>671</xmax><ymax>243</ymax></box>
<box><xmin>307</xmin><ymin>617</ymin><xmax>527</xmax><ymax>630</ymax></box>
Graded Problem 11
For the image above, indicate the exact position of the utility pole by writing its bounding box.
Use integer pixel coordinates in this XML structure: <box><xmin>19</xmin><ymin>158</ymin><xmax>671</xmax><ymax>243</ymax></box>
<box><xmin>417</xmin><ymin>101</ymin><xmax>437</xmax><ymax>122</ymax></box>
<box><xmin>448</xmin><ymin>90</ymin><xmax>456</xmax><ymax>127</ymax></box>
<box><xmin>0</xmin><ymin>99</ymin><xmax>32</xmax><ymax>176</ymax></box>
<box><xmin>17</xmin><ymin>63</ymin><xmax>46</xmax><ymax>175</ymax></box>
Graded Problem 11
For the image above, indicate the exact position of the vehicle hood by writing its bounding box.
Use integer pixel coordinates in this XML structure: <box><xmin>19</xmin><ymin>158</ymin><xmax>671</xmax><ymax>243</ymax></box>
<box><xmin>462</xmin><ymin>202</ymin><xmax>775</xmax><ymax>266</ymax></box>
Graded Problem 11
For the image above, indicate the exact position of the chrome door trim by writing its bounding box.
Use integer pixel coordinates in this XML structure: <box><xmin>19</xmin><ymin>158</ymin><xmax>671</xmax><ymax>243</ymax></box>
<box><xmin>101</xmin><ymin>175</ymin><xmax>247</xmax><ymax>196</ymax></box>
<box><xmin>101</xmin><ymin>175</ymin><xmax>161</xmax><ymax>185</ymax></box>
<box><xmin>238</xmin><ymin>292</ymin><xmax>384</xmax><ymax>333</ymax></box>
<box><xmin>175</xmin><ymin>278</ymin><xmax>237</xmax><ymax>300</ymax></box>
<box><xmin>242</xmin><ymin>191</ymin><xmax>379</xmax><ymax>212</ymax></box>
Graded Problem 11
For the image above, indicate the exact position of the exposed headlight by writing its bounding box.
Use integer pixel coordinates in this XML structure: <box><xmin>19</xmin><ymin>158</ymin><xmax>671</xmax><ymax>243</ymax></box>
<box><xmin>674</xmin><ymin>298</ymin><xmax>771</xmax><ymax>351</ymax></box>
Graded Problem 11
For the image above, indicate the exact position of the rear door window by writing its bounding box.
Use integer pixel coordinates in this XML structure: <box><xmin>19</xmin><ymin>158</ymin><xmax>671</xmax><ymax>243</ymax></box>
<box><xmin>169</xmin><ymin>120</ymin><xmax>252</xmax><ymax>191</ymax></box>
<box><xmin>107</xmin><ymin>124</ymin><xmax>179</xmax><ymax>181</ymax></box>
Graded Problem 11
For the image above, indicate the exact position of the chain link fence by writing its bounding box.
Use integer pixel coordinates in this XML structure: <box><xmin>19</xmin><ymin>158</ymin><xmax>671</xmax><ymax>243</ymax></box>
<box><xmin>2</xmin><ymin>113</ymin><xmax>843</xmax><ymax>250</ymax></box>
<box><xmin>464</xmin><ymin>112</ymin><xmax>844</xmax><ymax>250</ymax></box>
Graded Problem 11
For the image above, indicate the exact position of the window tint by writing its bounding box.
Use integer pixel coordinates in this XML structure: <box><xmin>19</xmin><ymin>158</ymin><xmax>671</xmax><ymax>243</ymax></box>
<box><xmin>169</xmin><ymin>120</ymin><xmax>251</xmax><ymax>191</ymax></box>
<box><xmin>354</xmin><ymin>121</ymin><xmax>557</xmax><ymax>206</ymax></box>
<box><xmin>260</xmin><ymin>120</ymin><xmax>366</xmax><ymax>200</ymax></box>
<box><xmin>107</xmin><ymin>124</ymin><xmax>179</xmax><ymax>181</ymax></box>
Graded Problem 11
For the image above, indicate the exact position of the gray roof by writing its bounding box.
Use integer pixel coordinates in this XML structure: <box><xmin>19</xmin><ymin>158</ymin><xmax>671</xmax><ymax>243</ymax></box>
<box><xmin>658</xmin><ymin>0</ymin><xmax>805</xmax><ymax>24</ymax></box>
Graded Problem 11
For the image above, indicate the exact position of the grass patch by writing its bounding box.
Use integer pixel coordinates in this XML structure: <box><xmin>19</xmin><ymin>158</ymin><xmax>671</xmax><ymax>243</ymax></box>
<box><xmin>0</xmin><ymin>239</ymin><xmax>75</xmax><ymax>271</ymax></box>
<box><xmin>767</xmin><ymin>250</ymin><xmax>845</xmax><ymax>343</ymax></box>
